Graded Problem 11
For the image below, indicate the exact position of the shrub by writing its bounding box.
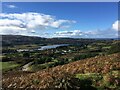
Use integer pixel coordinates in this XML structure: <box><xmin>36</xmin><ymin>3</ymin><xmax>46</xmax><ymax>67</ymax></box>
<box><xmin>32</xmin><ymin>79</ymin><xmax>40</xmax><ymax>85</ymax></box>
<box><xmin>108</xmin><ymin>42</ymin><xmax>120</xmax><ymax>54</ymax></box>
<box><xmin>23</xmin><ymin>52</ymin><xmax>30</xmax><ymax>58</ymax></box>
<box><xmin>49</xmin><ymin>73</ymin><xmax>97</xmax><ymax>89</ymax></box>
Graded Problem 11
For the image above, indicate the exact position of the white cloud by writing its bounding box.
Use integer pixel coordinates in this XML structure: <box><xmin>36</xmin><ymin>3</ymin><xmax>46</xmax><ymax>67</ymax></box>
<box><xmin>0</xmin><ymin>19</ymin><xmax>23</xmax><ymax>27</ymax></box>
<box><xmin>112</xmin><ymin>20</ymin><xmax>120</xmax><ymax>31</ymax></box>
<box><xmin>54</xmin><ymin>30</ymin><xmax>84</xmax><ymax>38</ymax></box>
<box><xmin>0</xmin><ymin>12</ymin><xmax>117</xmax><ymax>38</ymax></box>
<box><xmin>6</xmin><ymin>4</ymin><xmax>17</xmax><ymax>9</ymax></box>
<box><xmin>53</xmin><ymin>29</ymin><xmax>117</xmax><ymax>38</ymax></box>
<box><xmin>0</xmin><ymin>12</ymin><xmax>76</xmax><ymax>36</ymax></box>
<box><xmin>0</xmin><ymin>26</ymin><xmax>26</xmax><ymax>35</ymax></box>
<box><xmin>52</xmin><ymin>20</ymin><xmax>119</xmax><ymax>38</ymax></box>
<box><xmin>51</xmin><ymin>20</ymin><xmax>76</xmax><ymax>28</ymax></box>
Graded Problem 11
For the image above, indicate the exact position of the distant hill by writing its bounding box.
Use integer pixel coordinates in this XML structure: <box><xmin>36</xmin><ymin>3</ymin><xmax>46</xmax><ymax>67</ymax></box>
<box><xmin>2</xmin><ymin>35</ymin><xmax>45</xmax><ymax>46</ymax></box>
<box><xmin>2</xmin><ymin>35</ymin><xmax>96</xmax><ymax>47</ymax></box>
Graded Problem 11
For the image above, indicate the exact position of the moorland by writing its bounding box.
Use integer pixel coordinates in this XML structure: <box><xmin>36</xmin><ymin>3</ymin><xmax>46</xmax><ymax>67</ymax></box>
<box><xmin>1</xmin><ymin>35</ymin><xmax>120</xmax><ymax>89</ymax></box>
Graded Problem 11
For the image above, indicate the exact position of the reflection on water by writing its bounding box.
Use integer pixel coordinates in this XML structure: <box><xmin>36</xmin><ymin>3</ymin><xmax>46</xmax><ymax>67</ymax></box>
<box><xmin>17</xmin><ymin>44</ymin><xmax>69</xmax><ymax>52</ymax></box>
<box><xmin>38</xmin><ymin>44</ymin><xmax>69</xmax><ymax>50</ymax></box>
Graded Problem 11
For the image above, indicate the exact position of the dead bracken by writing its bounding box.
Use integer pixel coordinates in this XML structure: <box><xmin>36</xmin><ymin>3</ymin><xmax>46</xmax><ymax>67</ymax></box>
<box><xmin>2</xmin><ymin>53</ymin><xmax>120</xmax><ymax>89</ymax></box>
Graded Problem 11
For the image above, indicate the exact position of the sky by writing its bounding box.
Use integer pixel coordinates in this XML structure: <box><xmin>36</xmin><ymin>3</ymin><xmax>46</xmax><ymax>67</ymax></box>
<box><xmin>0</xmin><ymin>2</ymin><xmax>119</xmax><ymax>38</ymax></box>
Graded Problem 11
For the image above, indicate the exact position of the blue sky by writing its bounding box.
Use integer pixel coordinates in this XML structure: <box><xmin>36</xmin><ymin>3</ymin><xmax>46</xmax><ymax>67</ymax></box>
<box><xmin>0</xmin><ymin>2</ymin><xmax>119</xmax><ymax>38</ymax></box>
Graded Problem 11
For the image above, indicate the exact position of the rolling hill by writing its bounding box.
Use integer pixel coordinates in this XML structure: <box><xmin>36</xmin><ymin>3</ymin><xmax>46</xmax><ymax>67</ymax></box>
<box><xmin>2</xmin><ymin>35</ymin><xmax>109</xmax><ymax>47</ymax></box>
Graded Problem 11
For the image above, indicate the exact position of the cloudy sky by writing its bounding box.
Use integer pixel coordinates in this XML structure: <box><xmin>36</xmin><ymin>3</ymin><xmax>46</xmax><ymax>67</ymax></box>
<box><xmin>0</xmin><ymin>2</ymin><xmax>119</xmax><ymax>38</ymax></box>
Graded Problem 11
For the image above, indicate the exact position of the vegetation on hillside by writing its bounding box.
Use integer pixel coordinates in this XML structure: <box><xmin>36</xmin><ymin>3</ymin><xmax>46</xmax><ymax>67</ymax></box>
<box><xmin>108</xmin><ymin>42</ymin><xmax>120</xmax><ymax>54</ymax></box>
<box><xmin>1</xmin><ymin>35</ymin><xmax>120</xmax><ymax>89</ymax></box>
<box><xmin>2</xmin><ymin>53</ymin><xmax>120</xmax><ymax>89</ymax></box>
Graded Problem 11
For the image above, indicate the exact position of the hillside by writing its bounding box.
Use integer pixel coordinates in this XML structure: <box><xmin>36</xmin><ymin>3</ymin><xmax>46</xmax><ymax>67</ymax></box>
<box><xmin>2</xmin><ymin>53</ymin><xmax>120</xmax><ymax>89</ymax></box>
<box><xmin>2</xmin><ymin>35</ymin><xmax>110</xmax><ymax>47</ymax></box>
<box><xmin>2</xmin><ymin>35</ymin><xmax>45</xmax><ymax>46</ymax></box>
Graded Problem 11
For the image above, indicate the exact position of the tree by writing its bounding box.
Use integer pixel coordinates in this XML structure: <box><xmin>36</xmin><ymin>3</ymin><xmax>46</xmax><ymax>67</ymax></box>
<box><xmin>45</xmin><ymin>57</ymin><xmax>52</xmax><ymax>62</ymax></box>
<box><xmin>23</xmin><ymin>52</ymin><xmax>30</xmax><ymax>58</ymax></box>
<box><xmin>108</xmin><ymin>42</ymin><xmax>120</xmax><ymax>54</ymax></box>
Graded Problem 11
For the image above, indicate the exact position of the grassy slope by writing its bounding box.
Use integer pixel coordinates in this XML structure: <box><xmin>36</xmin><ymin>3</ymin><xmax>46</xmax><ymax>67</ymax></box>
<box><xmin>2</xmin><ymin>53</ymin><xmax>120</xmax><ymax>88</ymax></box>
<box><xmin>0</xmin><ymin>62</ymin><xmax>20</xmax><ymax>71</ymax></box>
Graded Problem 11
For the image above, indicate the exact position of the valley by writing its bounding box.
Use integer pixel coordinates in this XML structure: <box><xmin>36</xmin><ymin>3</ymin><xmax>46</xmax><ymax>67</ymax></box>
<box><xmin>1</xmin><ymin>35</ymin><xmax>120</xmax><ymax>89</ymax></box>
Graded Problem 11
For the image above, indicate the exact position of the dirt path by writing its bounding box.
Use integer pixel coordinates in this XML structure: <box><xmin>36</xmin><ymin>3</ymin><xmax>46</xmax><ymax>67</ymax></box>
<box><xmin>22</xmin><ymin>62</ymin><xmax>33</xmax><ymax>71</ymax></box>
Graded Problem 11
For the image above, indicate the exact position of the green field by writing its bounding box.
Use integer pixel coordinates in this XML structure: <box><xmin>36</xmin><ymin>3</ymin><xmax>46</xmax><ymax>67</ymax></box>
<box><xmin>0</xmin><ymin>62</ymin><xmax>20</xmax><ymax>71</ymax></box>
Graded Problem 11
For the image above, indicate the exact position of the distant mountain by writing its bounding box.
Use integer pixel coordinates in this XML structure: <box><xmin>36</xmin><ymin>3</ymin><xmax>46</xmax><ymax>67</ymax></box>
<box><xmin>2</xmin><ymin>35</ymin><xmax>96</xmax><ymax>47</ymax></box>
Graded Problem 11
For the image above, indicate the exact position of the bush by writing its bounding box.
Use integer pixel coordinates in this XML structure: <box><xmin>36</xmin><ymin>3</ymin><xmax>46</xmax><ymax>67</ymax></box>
<box><xmin>73</xmin><ymin>53</ymin><xmax>98</xmax><ymax>61</ymax></box>
<box><xmin>23</xmin><ymin>52</ymin><xmax>30</xmax><ymax>58</ymax></box>
<box><xmin>32</xmin><ymin>79</ymin><xmax>40</xmax><ymax>85</ymax></box>
<box><xmin>45</xmin><ymin>57</ymin><xmax>52</xmax><ymax>62</ymax></box>
<box><xmin>49</xmin><ymin>73</ymin><xmax>97</xmax><ymax>89</ymax></box>
<box><xmin>108</xmin><ymin>42</ymin><xmax>120</xmax><ymax>54</ymax></box>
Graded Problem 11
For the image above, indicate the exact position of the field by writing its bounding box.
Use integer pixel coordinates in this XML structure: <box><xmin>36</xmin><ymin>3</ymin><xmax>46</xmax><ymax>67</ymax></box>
<box><xmin>0</xmin><ymin>62</ymin><xmax>20</xmax><ymax>71</ymax></box>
